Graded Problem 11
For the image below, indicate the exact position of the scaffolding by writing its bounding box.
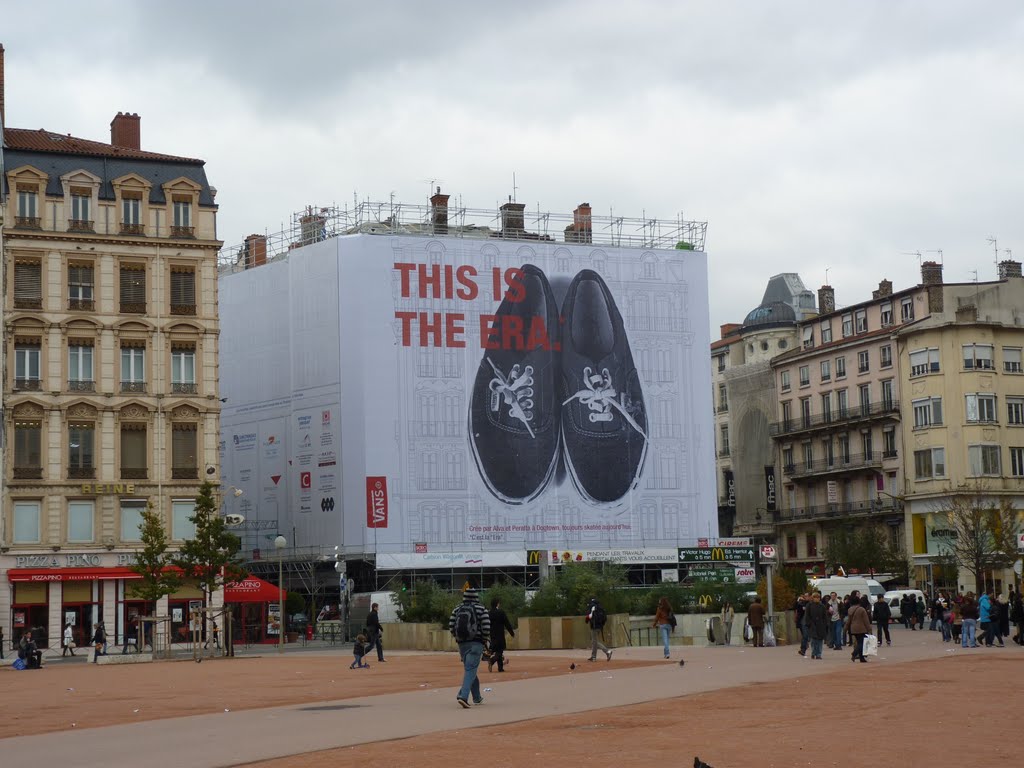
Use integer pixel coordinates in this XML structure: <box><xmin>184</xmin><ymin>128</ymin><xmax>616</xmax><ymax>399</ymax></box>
<box><xmin>218</xmin><ymin>199</ymin><xmax>708</xmax><ymax>273</ymax></box>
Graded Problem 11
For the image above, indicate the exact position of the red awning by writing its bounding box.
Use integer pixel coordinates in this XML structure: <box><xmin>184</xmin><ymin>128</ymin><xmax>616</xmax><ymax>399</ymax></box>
<box><xmin>8</xmin><ymin>567</ymin><xmax>143</xmax><ymax>583</ymax></box>
<box><xmin>224</xmin><ymin>575</ymin><xmax>286</xmax><ymax>604</ymax></box>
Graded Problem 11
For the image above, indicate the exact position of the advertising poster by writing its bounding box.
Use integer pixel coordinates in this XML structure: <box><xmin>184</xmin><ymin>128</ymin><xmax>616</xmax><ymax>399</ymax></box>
<box><xmin>220</xmin><ymin>234</ymin><xmax>716</xmax><ymax>555</ymax></box>
<box><xmin>268</xmin><ymin>603</ymin><xmax>282</xmax><ymax>636</ymax></box>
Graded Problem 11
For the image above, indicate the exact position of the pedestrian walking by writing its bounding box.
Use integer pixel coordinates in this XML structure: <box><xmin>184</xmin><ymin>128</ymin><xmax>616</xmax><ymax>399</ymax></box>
<box><xmin>795</xmin><ymin>593</ymin><xmax>809</xmax><ymax>657</ymax></box>
<box><xmin>872</xmin><ymin>595</ymin><xmax>892</xmax><ymax>646</ymax></box>
<box><xmin>961</xmin><ymin>593</ymin><xmax>979</xmax><ymax>648</ymax></box>
<box><xmin>804</xmin><ymin>592</ymin><xmax>828</xmax><ymax>659</ymax></box>
<box><xmin>720</xmin><ymin>601</ymin><xmax>735</xmax><ymax>646</ymax></box>
<box><xmin>828</xmin><ymin>592</ymin><xmax>842</xmax><ymax>650</ymax></box>
<box><xmin>487</xmin><ymin>597</ymin><xmax>515</xmax><ymax>672</ymax></box>
<box><xmin>585</xmin><ymin>597</ymin><xmax>613</xmax><ymax>661</ymax></box>
<box><xmin>847</xmin><ymin>595</ymin><xmax>872</xmax><ymax>662</ymax></box>
<box><xmin>349</xmin><ymin>633</ymin><xmax>370</xmax><ymax>669</ymax></box>
<box><xmin>654</xmin><ymin>596</ymin><xmax>674</xmax><ymax>658</ymax></box>
<box><xmin>91</xmin><ymin>623</ymin><xmax>106</xmax><ymax>663</ymax></box>
<box><xmin>449</xmin><ymin>586</ymin><xmax>490</xmax><ymax>708</ymax></box>
<box><xmin>62</xmin><ymin>623</ymin><xmax>76</xmax><ymax>656</ymax></box>
<box><xmin>1011</xmin><ymin>592</ymin><xmax>1024</xmax><ymax>645</ymax></box>
<box><xmin>747</xmin><ymin>596</ymin><xmax>767</xmax><ymax>647</ymax></box>
<box><xmin>366</xmin><ymin>602</ymin><xmax>386</xmax><ymax>662</ymax></box>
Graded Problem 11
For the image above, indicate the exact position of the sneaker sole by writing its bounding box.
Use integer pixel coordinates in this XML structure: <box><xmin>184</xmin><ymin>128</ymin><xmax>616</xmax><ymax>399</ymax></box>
<box><xmin>457</xmin><ymin>699</ymin><xmax>470</xmax><ymax>709</ymax></box>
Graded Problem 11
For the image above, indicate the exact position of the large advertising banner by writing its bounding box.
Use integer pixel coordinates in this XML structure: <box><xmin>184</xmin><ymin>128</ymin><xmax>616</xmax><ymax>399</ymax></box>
<box><xmin>220</xmin><ymin>233</ymin><xmax>716</xmax><ymax>555</ymax></box>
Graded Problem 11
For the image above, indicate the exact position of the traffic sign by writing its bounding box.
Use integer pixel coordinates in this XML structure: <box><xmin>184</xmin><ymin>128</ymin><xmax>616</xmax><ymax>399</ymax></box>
<box><xmin>759</xmin><ymin>545</ymin><xmax>777</xmax><ymax>559</ymax></box>
<box><xmin>678</xmin><ymin>546</ymin><xmax>755</xmax><ymax>564</ymax></box>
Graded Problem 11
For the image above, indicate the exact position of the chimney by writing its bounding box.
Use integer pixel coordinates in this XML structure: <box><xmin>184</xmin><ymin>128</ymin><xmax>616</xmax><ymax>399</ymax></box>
<box><xmin>564</xmin><ymin>202</ymin><xmax>593</xmax><ymax>244</ymax></box>
<box><xmin>874</xmin><ymin>279</ymin><xmax>893</xmax><ymax>299</ymax></box>
<box><xmin>244</xmin><ymin>234</ymin><xmax>267</xmax><ymax>268</ymax></box>
<box><xmin>110</xmin><ymin>112</ymin><xmax>141</xmax><ymax>150</ymax></box>
<box><xmin>719</xmin><ymin>323</ymin><xmax>741</xmax><ymax>339</ymax></box>
<box><xmin>499</xmin><ymin>199</ymin><xmax>525</xmax><ymax>237</ymax></box>
<box><xmin>430</xmin><ymin>186</ymin><xmax>450</xmax><ymax>235</ymax></box>
<box><xmin>998</xmin><ymin>259</ymin><xmax>1022</xmax><ymax>280</ymax></box>
<box><xmin>0</xmin><ymin>44</ymin><xmax>6</xmax><ymax>130</ymax></box>
<box><xmin>817</xmin><ymin>285</ymin><xmax>835</xmax><ymax>314</ymax></box>
<box><xmin>921</xmin><ymin>260</ymin><xmax>944</xmax><ymax>313</ymax></box>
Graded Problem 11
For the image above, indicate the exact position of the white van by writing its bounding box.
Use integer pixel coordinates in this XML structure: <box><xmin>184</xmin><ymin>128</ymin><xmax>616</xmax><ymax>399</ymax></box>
<box><xmin>809</xmin><ymin>577</ymin><xmax>885</xmax><ymax>604</ymax></box>
<box><xmin>883</xmin><ymin>589</ymin><xmax>926</xmax><ymax>621</ymax></box>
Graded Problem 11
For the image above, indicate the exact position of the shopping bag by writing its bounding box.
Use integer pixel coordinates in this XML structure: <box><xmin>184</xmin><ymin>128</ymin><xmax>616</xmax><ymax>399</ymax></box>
<box><xmin>863</xmin><ymin>634</ymin><xmax>879</xmax><ymax>657</ymax></box>
<box><xmin>743</xmin><ymin>618</ymin><xmax>753</xmax><ymax>642</ymax></box>
<box><xmin>12</xmin><ymin>658</ymin><xmax>27</xmax><ymax>670</ymax></box>
<box><xmin>763</xmin><ymin>621</ymin><xmax>776</xmax><ymax>647</ymax></box>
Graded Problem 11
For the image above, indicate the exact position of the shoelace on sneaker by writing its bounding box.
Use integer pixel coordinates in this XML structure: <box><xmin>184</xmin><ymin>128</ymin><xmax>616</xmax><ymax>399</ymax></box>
<box><xmin>486</xmin><ymin>357</ymin><xmax>536</xmax><ymax>438</ymax></box>
<box><xmin>563</xmin><ymin>366</ymin><xmax>647</xmax><ymax>439</ymax></box>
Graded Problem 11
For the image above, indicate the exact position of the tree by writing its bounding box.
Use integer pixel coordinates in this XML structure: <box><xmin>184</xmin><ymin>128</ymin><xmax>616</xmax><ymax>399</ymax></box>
<box><xmin>128</xmin><ymin>503</ymin><xmax>182</xmax><ymax>603</ymax></box>
<box><xmin>172</xmin><ymin>481</ymin><xmax>247</xmax><ymax>614</ymax></box>
<box><xmin>823</xmin><ymin>523</ymin><xmax>908</xmax><ymax>577</ymax></box>
<box><xmin>934</xmin><ymin>487</ymin><xmax>1020</xmax><ymax>594</ymax></box>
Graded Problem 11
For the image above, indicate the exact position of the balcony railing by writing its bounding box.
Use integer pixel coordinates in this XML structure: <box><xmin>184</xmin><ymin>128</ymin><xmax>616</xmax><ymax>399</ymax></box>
<box><xmin>121</xmin><ymin>467</ymin><xmax>148</xmax><ymax>480</ymax></box>
<box><xmin>120</xmin><ymin>223</ymin><xmax>145</xmax><ymax>236</ymax></box>
<box><xmin>13</xmin><ymin>466</ymin><xmax>44</xmax><ymax>480</ymax></box>
<box><xmin>170</xmin><ymin>303</ymin><xmax>197</xmax><ymax>316</ymax></box>
<box><xmin>14</xmin><ymin>378</ymin><xmax>43</xmax><ymax>391</ymax></box>
<box><xmin>718</xmin><ymin>448</ymin><xmax>731</xmax><ymax>457</ymax></box>
<box><xmin>120</xmin><ymin>302</ymin><xmax>146</xmax><ymax>314</ymax></box>
<box><xmin>67</xmin><ymin>219</ymin><xmax>95</xmax><ymax>233</ymax></box>
<box><xmin>68</xmin><ymin>298</ymin><xmax>95</xmax><ymax>311</ymax></box>
<box><xmin>68</xmin><ymin>379</ymin><xmax>96</xmax><ymax>392</ymax></box>
<box><xmin>14</xmin><ymin>216</ymin><xmax>42</xmax><ymax>229</ymax></box>
<box><xmin>771</xmin><ymin>400</ymin><xmax>899</xmax><ymax>437</ymax></box>
<box><xmin>785</xmin><ymin>451</ymin><xmax>884</xmax><ymax>479</ymax></box>
<box><xmin>68</xmin><ymin>466</ymin><xmax>96</xmax><ymax>479</ymax></box>
<box><xmin>774</xmin><ymin>499</ymin><xmax>901</xmax><ymax>524</ymax></box>
<box><xmin>121</xmin><ymin>381</ymin><xmax>147</xmax><ymax>393</ymax></box>
<box><xmin>172</xmin><ymin>466</ymin><xmax>198</xmax><ymax>479</ymax></box>
<box><xmin>14</xmin><ymin>297</ymin><xmax>43</xmax><ymax>310</ymax></box>
<box><xmin>170</xmin><ymin>225</ymin><xmax>195</xmax><ymax>238</ymax></box>
<box><xmin>717</xmin><ymin>404</ymin><xmax>729</xmax><ymax>413</ymax></box>
<box><xmin>171</xmin><ymin>382</ymin><xmax>198</xmax><ymax>395</ymax></box>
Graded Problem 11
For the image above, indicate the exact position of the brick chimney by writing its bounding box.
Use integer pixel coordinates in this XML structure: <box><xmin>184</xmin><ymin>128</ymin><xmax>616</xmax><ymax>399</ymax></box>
<box><xmin>0</xmin><ymin>44</ymin><xmax>6</xmax><ymax>130</ymax></box>
<box><xmin>998</xmin><ymin>259</ymin><xmax>1022</xmax><ymax>280</ymax></box>
<box><xmin>430</xmin><ymin>186</ymin><xmax>450</xmax><ymax>235</ymax></box>
<box><xmin>499</xmin><ymin>199</ymin><xmax>525</xmax><ymax>237</ymax></box>
<box><xmin>244</xmin><ymin>234</ymin><xmax>267</xmax><ymax>268</ymax></box>
<box><xmin>110</xmin><ymin>112</ymin><xmax>141</xmax><ymax>150</ymax></box>
<box><xmin>871</xmin><ymin>279</ymin><xmax>893</xmax><ymax>300</ymax></box>
<box><xmin>817</xmin><ymin>285</ymin><xmax>835</xmax><ymax>314</ymax></box>
<box><xmin>720</xmin><ymin>323</ymin><xmax>741</xmax><ymax>339</ymax></box>
<box><xmin>564</xmin><ymin>202</ymin><xmax>593</xmax><ymax>244</ymax></box>
<box><xmin>921</xmin><ymin>260</ymin><xmax>944</xmax><ymax>313</ymax></box>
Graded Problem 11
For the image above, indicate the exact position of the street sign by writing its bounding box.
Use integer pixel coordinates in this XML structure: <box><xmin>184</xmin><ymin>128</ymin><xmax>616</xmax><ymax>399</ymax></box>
<box><xmin>735</xmin><ymin>567</ymin><xmax>756</xmax><ymax>584</ymax></box>
<box><xmin>760</xmin><ymin>545</ymin><xmax>777</xmax><ymax>559</ymax></box>
<box><xmin>687</xmin><ymin>565</ymin><xmax>735</xmax><ymax>583</ymax></box>
<box><xmin>678</xmin><ymin>546</ymin><xmax>756</xmax><ymax>564</ymax></box>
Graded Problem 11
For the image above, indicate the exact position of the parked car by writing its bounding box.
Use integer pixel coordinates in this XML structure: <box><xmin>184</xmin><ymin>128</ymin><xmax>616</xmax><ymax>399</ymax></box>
<box><xmin>883</xmin><ymin>589</ymin><xmax>926</xmax><ymax>621</ymax></box>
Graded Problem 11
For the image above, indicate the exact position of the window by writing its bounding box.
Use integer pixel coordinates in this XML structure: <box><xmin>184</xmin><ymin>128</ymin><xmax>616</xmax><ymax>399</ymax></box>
<box><xmin>910</xmin><ymin>347</ymin><xmax>940</xmax><ymax>376</ymax></box>
<box><xmin>859</xmin><ymin>384</ymin><xmax>871</xmax><ymax>411</ymax></box>
<box><xmin>172</xmin><ymin>500</ymin><xmax>196</xmax><ymax>541</ymax></box>
<box><xmin>172</xmin><ymin>425</ymin><xmax>198</xmax><ymax>478</ymax></box>
<box><xmin>861</xmin><ymin>430</ymin><xmax>873</xmax><ymax>456</ymax></box>
<box><xmin>716</xmin><ymin>355</ymin><xmax>725</xmax><ymax>373</ymax></box>
<box><xmin>799</xmin><ymin>365</ymin><xmax>810</xmax><ymax>387</ymax></box>
<box><xmin>820</xmin><ymin>360</ymin><xmax>831</xmax><ymax>382</ymax></box>
<box><xmin>68</xmin><ymin>423</ymin><xmax>95</xmax><ymax>476</ymax></box>
<box><xmin>14</xmin><ymin>343</ymin><xmax>42</xmax><ymax>389</ymax></box>
<box><xmin>802</xmin><ymin>442</ymin><xmax>813</xmax><ymax>469</ymax></box>
<box><xmin>802</xmin><ymin>326</ymin><xmax>814</xmax><ymax>349</ymax></box>
<box><xmin>173</xmin><ymin>199</ymin><xmax>192</xmax><ymax>228</ymax></box>
<box><xmin>963</xmin><ymin>344</ymin><xmax>995</xmax><ymax>370</ymax></box>
<box><xmin>781</xmin><ymin>401</ymin><xmax>792</xmax><ymax>430</ymax></box>
<box><xmin>800</xmin><ymin>398</ymin><xmax>812</xmax><ymax>428</ymax></box>
<box><xmin>718</xmin><ymin>383</ymin><xmax>728</xmax><ymax>412</ymax></box>
<box><xmin>883</xmin><ymin>426</ymin><xmax>897</xmax><ymax>458</ymax></box>
<box><xmin>121</xmin><ymin>424</ymin><xmax>147</xmax><ymax>479</ymax></box>
<box><xmin>822</xmin><ymin>438</ymin><xmax>834</xmax><ymax>467</ymax></box>
<box><xmin>68</xmin><ymin>343</ymin><xmax>94</xmax><ymax>390</ymax></box>
<box><xmin>780</xmin><ymin>371</ymin><xmax>791</xmax><ymax>392</ymax></box>
<box><xmin>122</xmin><ymin>194</ymin><xmax>142</xmax><ymax>232</ymax></box>
<box><xmin>821</xmin><ymin>392</ymin><xmax>832</xmax><ymax>422</ymax></box>
<box><xmin>838</xmin><ymin>433</ymin><xmax>851</xmax><ymax>462</ymax></box>
<box><xmin>14</xmin><ymin>421</ymin><xmax>42</xmax><ymax>473</ymax></box>
<box><xmin>913</xmin><ymin>397</ymin><xmax>943</xmax><ymax>428</ymax></box>
<box><xmin>857</xmin><ymin>350</ymin><xmax>870</xmax><ymax>374</ymax></box>
<box><xmin>880</xmin><ymin>345</ymin><xmax>892</xmax><ymax>368</ymax></box>
<box><xmin>881</xmin><ymin>379</ymin><xmax>894</xmax><ymax>409</ymax></box>
<box><xmin>1004</xmin><ymin>347</ymin><xmax>1023</xmax><ymax>373</ymax></box>
<box><xmin>842</xmin><ymin>313</ymin><xmax>853</xmax><ymax>337</ymax></box>
<box><xmin>120</xmin><ymin>265</ymin><xmax>146</xmax><ymax>313</ymax></box>
<box><xmin>1008</xmin><ymin>398</ymin><xmax>1024</xmax><ymax>425</ymax></box>
<box><xmin>835</xmin><ymin>356</ymin><xmax>846</xmax><ymax>378</ymax></box>
<box><xmin>70</xmin><ymin>191</ymin><xmax>91</xmax><ymax>223</ymax></box>
<box><xmin>787</xmin><ymin>535</ymin><xmax>798</xmax><ymax>559</ymax></box>
<box><xmin>170</xmin><ymin>268</ymin><xmax>196</xmax><ymax>314</ymax></box>
<box><xmin>13</xmin><ymin>501</ymin><xmax>41</xmax><ymax>543</ymax></box>
<box><xmin>17</xmin><ymin>189</ymin><xmax>39</xmax><ymax>220</ymax></box>
<box><xmin>68</xmin><ymin>263</ymin><xmax>94</xmax><ymax>309</ymax></box>
<box><xmin>121</xmin><ymin>345</ymin><xmax>146</xmax><ymax>391</ymax></box>
<box><xmin>171</xmin><ymin>347</ymin><xmax>196</xmax><ymax>393</ymax></box>
<box><xmin>783</xmin><ymin>446</ymin><xmax>795</xmax><ymax>471</ymax></box>
<box><xmin>806</xmin><ymin>534</ymin><xmax>818</xmax><ymax>558</ymax></box>
<box><xmin>820</xmin><ymin>320</ymin><xmax>832</xmax><ymax>344</ymax></box>
<box><xmin>837</xmin><ymin>389</ymin><xmax>848</xmax><ymax>418</ymax></box>
<box><xmin>120</xmin><ymin>500</ymin><xmax>147</xmax><ymax>543</ymax></box>
<box><xmin>966</xmin><ymin>394</ymin><xmax>997</xmax><ymax>423</ymax></box>
<box><xmin>1011</xmin><ymin>447</ymin><xmax>1024</xmax><ymax>477</ymax></box>
<box><xmin>14</xmin><ymin>260</ymin><xmax>42</xmax><ymax>308</ymax></box>
<box><xmin>719</xmin><ymin>425</ymin><xmax>730</xmax><ymax>456</ymax></box>
<box><xmin>855</xmin><ymin>308</ymin><xmax>868</xmax><ymax>333</ymax></box>
<box><xmin>68</xmin><ymin>501</ymin><xmax>95</xmax><ymax>543</ymax></box>
<box><xmin>901</xmin><ymin>297</ymin><xmax>914</xmax><ymax>321</ymax></box>
<box><xmin>914</xmin><ymin>448</ymin><xmax>945</xmax><ymax>479</ymax></box>
<box><xmin>968</xmin><ymin>444</ymin><xmax>1001</xmax><ymax>477</ymax></box>
<box><xmin>880</xmin><ymin>302</ymin><xmax>893</xmax><ymax>327</ymax></box>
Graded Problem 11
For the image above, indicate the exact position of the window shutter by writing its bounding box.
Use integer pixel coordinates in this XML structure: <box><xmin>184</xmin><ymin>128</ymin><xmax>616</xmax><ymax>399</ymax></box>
<box><xmin>120</xmin><ymin>266</ymin><xmax>146</xmax><ymax>304</ymax></box>
<box><xmin>121</xmin><ymin>427</ymin><xmax>147</xmax><ymax>469</ymax></box>
<box><xmin>170</xmin><ymin>270</ymin><xmax>195</xmax><ymax>304</ymax></box>
<box><xmin>15</xmin><ymin>261</ymin><xmax>42</xmax><ymax>301</ymax></box>
<box><xmin>172</xmin><ymin>425</ymin><xmax>197</xmax><ymax>468</ymax></box>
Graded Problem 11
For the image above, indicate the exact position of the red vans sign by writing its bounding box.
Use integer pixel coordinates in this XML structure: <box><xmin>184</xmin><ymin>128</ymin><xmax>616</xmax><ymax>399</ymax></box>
<box><xmin>366</xmin><ymin>477</ymin><xmax>388</xmax><ymax>528</ymax></box>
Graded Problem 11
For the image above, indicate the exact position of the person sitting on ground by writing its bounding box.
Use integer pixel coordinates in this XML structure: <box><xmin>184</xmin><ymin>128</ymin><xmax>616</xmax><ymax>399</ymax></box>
<box><xmin>350</xmin><ymin>633</ymin><xmax>370</xmax><ymax>669</ymax></box>
<box><xmin>92</xmin><ymin>623</ymin><xmax>106</xmax><ymax>663</ymax></box>
<box><xmin>19</xmin><ymin>632</ymin><xmax>43</xmax><ymax>669</ymax></box>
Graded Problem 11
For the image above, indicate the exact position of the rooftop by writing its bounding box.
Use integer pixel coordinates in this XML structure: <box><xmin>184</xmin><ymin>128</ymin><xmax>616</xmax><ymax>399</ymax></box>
<box><xmin>3</xmin><ymin>127</ymin><xmax>203</xmax><ymax>164</ymax></box>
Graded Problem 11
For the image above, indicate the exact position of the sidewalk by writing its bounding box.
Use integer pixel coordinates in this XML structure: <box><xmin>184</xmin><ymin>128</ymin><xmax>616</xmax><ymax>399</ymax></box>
<box><xmin>2</xmin><ymin>632</ymin><xmax>1001</xmax><ymax>768</ymax></box>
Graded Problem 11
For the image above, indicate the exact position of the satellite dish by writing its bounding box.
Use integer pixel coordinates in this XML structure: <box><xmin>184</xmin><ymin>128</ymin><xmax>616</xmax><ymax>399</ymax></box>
<box><xmin>224</xmin><ymin>514</ymin><xmax>246</xmax><ymax>526</ymax></box>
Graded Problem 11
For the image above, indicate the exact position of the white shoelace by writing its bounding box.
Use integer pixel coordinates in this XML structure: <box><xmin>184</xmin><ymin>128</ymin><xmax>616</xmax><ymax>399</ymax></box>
<box><xmin>563</xmin><ymin>366</ymin><xmax>647</xmax><ymax>439</ymax></box>
<box><xmin>486</xmin><ymin>357</ymin><xmax>536</xmax><ymax>438</ymax></box>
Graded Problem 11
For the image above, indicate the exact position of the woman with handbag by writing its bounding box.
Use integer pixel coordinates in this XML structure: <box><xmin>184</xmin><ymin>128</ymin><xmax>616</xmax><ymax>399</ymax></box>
<box><xmin>846</xmin><ymin>595</ymin><xmax>872</xmax><ymax>663</ymax></box>
<box><xmin>720</xmin><ymin>602</ymin><xmax>735</xmax><ymax>646</ymax></box>
<box><xmin>62</xmin><ymin>623</ymin><xmax>76</xmax><ymax>657</ymax></box>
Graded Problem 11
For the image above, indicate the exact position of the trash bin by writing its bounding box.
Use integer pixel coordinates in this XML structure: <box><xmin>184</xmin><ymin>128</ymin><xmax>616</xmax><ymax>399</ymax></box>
<box><xmin>709</xmin><ymin>616</ymin><xmax>726</xmax><ymax>645</ymax></box>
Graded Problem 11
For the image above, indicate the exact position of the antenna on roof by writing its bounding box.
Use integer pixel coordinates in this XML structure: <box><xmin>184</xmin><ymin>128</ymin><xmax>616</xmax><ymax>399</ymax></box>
<box><xmin>925</xmin><ymin>249</ymin><xmax>943</xmax><ymax>264</ymax></box>
<box><xmin>512</xmin><ymin>172</ymin><xmax>519</xmax><ymax>203</ymax></box>
<box><xmin>901</xmin><ymin>250</ymin><xmax>923</xmax><ymax>265</ymax></box>
<box><xmin>824</xmin><ymin>266</ymin><xmax>830</xmax><ymax>285</ymax></box>
<box><xmin>987</xmin><ymin>236</ymin><xmax>999</xmax><ymax>270</ymax></box>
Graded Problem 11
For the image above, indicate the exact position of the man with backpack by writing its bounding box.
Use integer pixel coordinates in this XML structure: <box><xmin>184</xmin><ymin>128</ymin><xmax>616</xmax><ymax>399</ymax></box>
<box><xmin>448</xmin><ymin>586</ymin><xmax>491</xmax><ymax>708</ymax></box>
<box><xmin>585</xmin><ymin>597</ymin><xmax>613</xmax><ymax>661</ymax></box>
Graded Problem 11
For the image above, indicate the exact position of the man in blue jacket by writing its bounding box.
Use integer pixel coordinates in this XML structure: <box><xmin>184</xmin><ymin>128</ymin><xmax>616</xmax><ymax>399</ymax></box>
<box><xmin>979</xmin><ymin>590</ymin><xmax>1004</xmax><ymax>647</ymax></box>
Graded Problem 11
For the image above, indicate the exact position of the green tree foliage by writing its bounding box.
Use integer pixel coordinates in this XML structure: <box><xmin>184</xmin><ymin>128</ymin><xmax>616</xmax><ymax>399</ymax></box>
<box><xmin>394</xmin><ymin>579</ymin><xmax>462</xmax><ymax>626</ymax></box>
<box><xmin>172</xmin><ymin>482</ymin><xmax>247</xmax><ymax>610</ymax></box>
<box><xmin>522</xmin><ymin>562</ymin><xmax>630</xmax><ymax>617</ymax></box>
<box><xmin>935</xmin><ymin>487</ymin><xmax>1020</xmax><ymax>594</ymax></box>
<box><xmin>127</xmin><ymin>503</ymin><xmax>182</xmax><ymax>603</ymax></box>
<box><xmin>824</xmin><ymin>524</ymin><xmax>909</xmax><ymax>576</ymax></box>
<box><xmin>481</xmin><ymin>581</ymin><xmax>528</xmax><ymax>622</ymax></box>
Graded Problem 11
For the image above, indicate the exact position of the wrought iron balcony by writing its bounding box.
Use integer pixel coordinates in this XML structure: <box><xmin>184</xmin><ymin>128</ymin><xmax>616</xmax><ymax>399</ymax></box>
<box><xmin>717</xmin><ymin>404</ymin><xmax>729</xmax><ymax>413</ymax></box>
<box><xmin>774</xmin><ymin>498</ymin><xmax>901</xmax><ymax>524</ymax></box>
<box><xmin>170</xmin><ymin>303</ymin><xmax>197</xmax><ymax>316</ymax></box>
<box><xmin>67</xmin><ymin>219</ymin><xmax>94</xmax><ymax>233</ymax></box>
<box><xmin>120</xmin><ymin>223</ymin><xmax>145</xmax><ymax>236</ymax></box>
<box><xmin>14</xmin><ymin>378</ymin><xmax>43</xmax><ymax>391</ymax></box>
<box><xmin>172</xmin><ymin>466</ymin><xmax>198</xmax><ymax>479</ymax></box>
<box><xmin>771</xmin><ymin>400</ymin><xmax>900</xmax><ymax>438</ymax></box>
<box><xmin>15</xmin><ymin>216</ymin><xmax>42</xmax><ymax>229</ymax></box>
<box><xmin>785</xmin><ymin>451</ymin><xmax>884</xmax><ymax>480</ymax></box>
<box><xmin>120</xmin><ymin>302</ymin><xmax>146</xmax><ymax>314</ymax></box>
<box><xmin>68</xmin><ymin>379</ymin><xmax>96</xmax><ymax>392</ymax></box>
<box><xmin>68</xmin><ymin>298</ymin><xmax>95</xmax><ymax>311</ymax></box>
<box><xmin>14</xmin><ymin>297</ymin><xmax>43</xmax><ymax>310</ymax></box>
<box><xmin>718</xmin><ymin>448</ymin><xmax>731</xmax><ymax>457</ymax></box>
<box><xmin>120</xmin><ymin>467</ymin><xmax>148</xmax><ymax>480</ymax></box>
<box><xmin>120</xmin><ymin>381</ymin><xmax>147</xmax><ymax>393</ymax></box>
<box><xmin>170</xmin><ymin>225</ymin><xmax>195</xmax><ymax>238</ymax></box>
<box><xmin>13</xmin><ymin>466</ymin><xmax>44</xmax><ymax>480</ymax></box>
<box><xmin>68</xmin><ymin>466</ymin><xmax>96</xmax><ymax>480</ymax></box>
<box><xmin>171</xmin><ymin>382</ymin><xmax>198</xmax><ymax>395</ymax></box>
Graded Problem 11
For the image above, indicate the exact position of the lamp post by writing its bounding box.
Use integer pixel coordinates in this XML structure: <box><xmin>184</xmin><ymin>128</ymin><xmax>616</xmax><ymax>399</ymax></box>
<box><xmin>274</xmin><ymin>535</ymin><xmax>286</xmax><ymax>654</ymax></box>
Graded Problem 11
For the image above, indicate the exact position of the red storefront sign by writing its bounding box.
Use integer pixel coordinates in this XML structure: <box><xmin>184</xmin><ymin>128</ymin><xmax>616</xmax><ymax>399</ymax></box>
<box><xmin>366</xmin><ymin>476</ymin><xmax>388</xmax><ymax>528</ymax></box>
<box><xmin>224</xmin><ymin>575</ymin><xmax>286</xmax><ymax>603</ymax></box>
<box><xmin>7</xmin><ymin>567</ymin><xmax>143</xmax><ymax>583</ymax></box>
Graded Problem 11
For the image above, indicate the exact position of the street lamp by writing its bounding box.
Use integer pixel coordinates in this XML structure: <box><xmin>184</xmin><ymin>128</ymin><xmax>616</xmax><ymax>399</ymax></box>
<box><xmin>274</xmin><ymin>535</ymin><xmax>287</xmax><ymax>654</ymax></box>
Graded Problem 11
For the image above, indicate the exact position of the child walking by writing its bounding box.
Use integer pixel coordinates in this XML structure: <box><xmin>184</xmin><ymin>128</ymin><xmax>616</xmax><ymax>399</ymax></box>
<box><xmin>350</xmin><ymin>633</ymin><xmax>371</xmax><ymax>669</ymax></box>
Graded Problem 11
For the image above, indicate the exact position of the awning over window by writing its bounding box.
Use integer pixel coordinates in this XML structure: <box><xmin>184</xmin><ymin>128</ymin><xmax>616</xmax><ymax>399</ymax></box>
<box><xmin>225</xmin><ymin>575</ymin><xmax>285</xmax><ymax>603</ymax></box>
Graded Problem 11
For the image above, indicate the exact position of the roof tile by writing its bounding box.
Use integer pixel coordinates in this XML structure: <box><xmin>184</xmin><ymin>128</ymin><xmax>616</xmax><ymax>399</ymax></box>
<box><xmin>3</xmin><ymin>127</ymin><xmax>202</xmax><ymax>164</ymax></box>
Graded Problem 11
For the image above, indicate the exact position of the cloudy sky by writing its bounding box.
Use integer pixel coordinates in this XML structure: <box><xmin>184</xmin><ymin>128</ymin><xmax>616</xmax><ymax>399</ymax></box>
<box><xmin>4</xmin><ymin>1</ymin><xmax>1023</xmax><ymax>332</ymax></box>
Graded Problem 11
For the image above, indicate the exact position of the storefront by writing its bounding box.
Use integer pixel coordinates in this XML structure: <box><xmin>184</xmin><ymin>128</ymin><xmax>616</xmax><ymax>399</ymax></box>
<box><xmin>224</xmin><ymin>575</ymin><xmax>286</xmax><ymax>645</ymax></box>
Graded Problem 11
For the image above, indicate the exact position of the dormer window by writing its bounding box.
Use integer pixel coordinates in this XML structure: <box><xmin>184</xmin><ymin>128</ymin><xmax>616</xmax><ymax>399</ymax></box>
<box><xmin>172</xmin><ymin>197</ymin><xmax>193</xmax><ymax>237</ymax></box>
<box><xmin>121</xmin><ymin>192</ymin><xmax>143</xmax><ymax>235</ymax></box>
<box><xmin>16</xmin><ymin>186</ymin><xmax>40</xmax><ymax>228</ymax></box>
<box><xmin>69</xmin><ymin>188</ymin><xmax>93</xmax><ymax>232</ymax></box>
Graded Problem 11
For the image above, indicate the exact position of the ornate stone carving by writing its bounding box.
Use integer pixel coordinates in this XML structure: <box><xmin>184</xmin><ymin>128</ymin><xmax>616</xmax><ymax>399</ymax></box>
<box><xmin>173</xmin><ymin>405</ymin><xmax>200</xmax><ymax>420</ymax></box>
<box><xmin>121</xmin><ymin>405</ymin><xmax>148</xmax><ymax>420</ymax></box>
<box><xmin>13</xmin><ymin>402</ymin><xmax>45</xmax><ymax>419</ymax></box>
<box><xmin>67</xmin><ymin>403</ymin><xmax>98</xmax><ymax>419</ymax></box>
